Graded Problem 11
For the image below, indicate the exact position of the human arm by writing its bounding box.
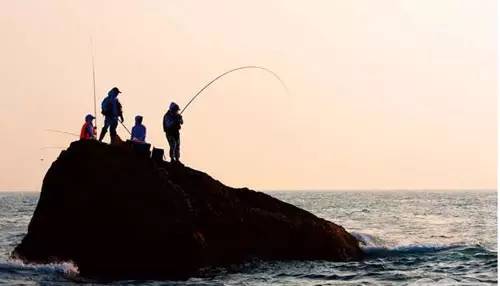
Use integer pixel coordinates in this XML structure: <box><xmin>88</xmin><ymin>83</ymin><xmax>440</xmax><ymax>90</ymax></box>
<box><xmin>87</xmin><ymin>123</ymin><xmax>95</xmax><ymax>139</ymax></box>
<box><xmin>163</xmin><ymin>113</ymin><xmax>168</xmax><ymax>132</ymax></box>
<box><xmin>117</xmin><ymin>100</ymin><xmax>124</xmax><ymax>122</ymax></box>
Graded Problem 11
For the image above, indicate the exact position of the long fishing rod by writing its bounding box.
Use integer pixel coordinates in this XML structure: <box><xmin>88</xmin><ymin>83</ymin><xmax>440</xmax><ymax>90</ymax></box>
<box><xmin>90</xmin><ymin>37</ymin><xmax>98</xmax><ymax>130</ymax></box>
<box><xmin>89</xmin><ymin>38</ymin><xmax>130</xmax><ymax>139</ymax></box>
<box><xmin>44</xmin><ymin>40</ymin><xmax>96</xmax><ymax>143</ymax></box>
<box><xmin>40</xmin><ymin>146</ymin><xmax>67</xmax><ymax>150</ymax></box>
<box><xmin>45</xmin><ymin>129</ymin><xmax>79</xmax><ymax>137</ymax></box>
<box><xmin>181</xmin><ymin>66</ymin><xmax>290</xmax><ymax>114</ymax></box>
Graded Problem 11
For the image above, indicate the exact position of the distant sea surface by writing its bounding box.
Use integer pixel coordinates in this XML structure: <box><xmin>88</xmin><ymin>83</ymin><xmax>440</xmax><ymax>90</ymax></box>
<box><xmin>0</xmin><ymin>191</ymin><xmax>496</xmax><ymax>285</ymax></box>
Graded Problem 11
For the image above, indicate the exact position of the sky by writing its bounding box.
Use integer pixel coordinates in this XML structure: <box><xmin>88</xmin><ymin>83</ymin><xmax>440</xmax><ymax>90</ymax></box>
<box><xmin>0</xmin><ymin>0</ymin><xmax>496</xmax><ymax>191</ymax></box>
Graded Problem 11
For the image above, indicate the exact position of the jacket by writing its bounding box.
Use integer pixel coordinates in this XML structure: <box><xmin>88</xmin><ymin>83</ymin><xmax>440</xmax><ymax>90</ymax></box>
<box><xmin>101</xmin><ymin>92</ymin><xmax>123</xmax><ymax>119</ymax></box>
<box><xmin>163</xmin><ymin>110</ymin><xmax>183</xmax><ymax>136</ymax></box>
<box><xmin>80</xmin><ymin>122</ymin><xmax>95</xmax><ymax>140</ymax></box>
<box><xmin>131</xmin><ymin>124</ymin><xmax>146</xmax><ymax>142</ymax></box>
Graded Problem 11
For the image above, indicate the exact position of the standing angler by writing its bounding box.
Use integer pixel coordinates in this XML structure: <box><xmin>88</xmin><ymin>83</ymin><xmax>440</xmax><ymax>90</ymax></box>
<box><xmin>163</xmin><ymin>102</ymin><xmax>183</xmax><ymax>163</ymax></box>
<box><xmin>98</xmin><ymin>87</ymin><xmax>124</xmax><ymax>143</ymax></box>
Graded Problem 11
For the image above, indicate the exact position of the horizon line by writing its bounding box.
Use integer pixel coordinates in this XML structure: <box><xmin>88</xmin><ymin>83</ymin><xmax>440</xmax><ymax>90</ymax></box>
<box><xmin>0</xmin><ymin>188</ymin><xmax>496</xmax><ymax>193</ymax></box>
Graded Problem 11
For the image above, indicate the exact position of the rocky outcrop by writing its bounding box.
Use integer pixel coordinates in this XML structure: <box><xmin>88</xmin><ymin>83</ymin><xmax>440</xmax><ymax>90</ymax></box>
<box><xmin>13</xmin><ymin>140</ymin><xmax>363</xmax><ymax>279</ymax></box>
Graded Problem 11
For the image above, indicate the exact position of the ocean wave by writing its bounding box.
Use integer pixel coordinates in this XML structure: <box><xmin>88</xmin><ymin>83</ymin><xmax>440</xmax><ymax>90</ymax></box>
<box><xmin>351</xmin><ymin>232</ymin><xmax>387</xmax><ymax>248</ymax></box>
<box><xmin>0</xmin><ymin>259</ymin><xmax>79</xmax><ymax>276</ymax></box>
<box><xmin>363</xmin><ymin>243</ymin><xmax>460</xmax><ymax>258</ymax></box>
<box><xmin>351</xmin><ymin>232</ymin><xmax>489</xmax><ymax>258</ymax></box>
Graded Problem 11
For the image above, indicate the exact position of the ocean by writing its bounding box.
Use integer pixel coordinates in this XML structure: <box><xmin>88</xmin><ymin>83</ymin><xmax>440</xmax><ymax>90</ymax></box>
<box><xmin>0</xmin><ymin>191</ymin><xmax>496</xmax><ymax>285</ymax></box>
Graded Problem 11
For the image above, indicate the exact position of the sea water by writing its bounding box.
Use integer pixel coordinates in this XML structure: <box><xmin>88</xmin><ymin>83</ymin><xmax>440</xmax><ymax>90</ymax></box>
<box><xmin>0</xmin><ymin>191</ymin><xmax>496</xmax><ymax>285</ymax></box>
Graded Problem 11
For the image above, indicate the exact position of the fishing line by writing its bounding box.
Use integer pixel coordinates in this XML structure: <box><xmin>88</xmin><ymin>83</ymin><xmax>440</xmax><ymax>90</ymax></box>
<box><xmin>181</xmin><ymin>66</ymin><xmax>290</xmax><ymax>114</ymax></box>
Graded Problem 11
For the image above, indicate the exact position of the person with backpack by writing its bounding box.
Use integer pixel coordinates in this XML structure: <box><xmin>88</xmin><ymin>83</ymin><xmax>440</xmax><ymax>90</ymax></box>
<box><xmin>131</xmin><ymin>115</ymin><xmax>146</xmax><ymax>143</ymax></box>
<box><xmin>80</xmin><ymin>114</ymin><xmax>96</xmax><ymax>140</ymax></box>
<box><xmin>98</xmin><ymin>87</ymin><xmax>124</xmax><ymax>143</ymax></box>
<box><xmin>163</xmin><ymin>102</ymin><xmax>183</xmax><ymax>163</ymax></box>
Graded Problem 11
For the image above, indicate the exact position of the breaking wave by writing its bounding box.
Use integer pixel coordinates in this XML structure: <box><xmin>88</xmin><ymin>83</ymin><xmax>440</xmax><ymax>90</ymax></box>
<box><xmin>0</xmin><ymin>259</ymin><xmax>79</xmax><ymax>277</ymax></box>
<box><xmin>351</xmin><ymin>232</ymin><xmax>487</xmax><ymax>258</ymax></box>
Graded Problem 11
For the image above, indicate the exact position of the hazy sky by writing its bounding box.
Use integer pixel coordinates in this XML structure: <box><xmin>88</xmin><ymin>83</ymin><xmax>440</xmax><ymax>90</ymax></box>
<box><xmin>0</xmin><ymin>0</ymin><xmax>496</xmax><ymax>191</ymax></box>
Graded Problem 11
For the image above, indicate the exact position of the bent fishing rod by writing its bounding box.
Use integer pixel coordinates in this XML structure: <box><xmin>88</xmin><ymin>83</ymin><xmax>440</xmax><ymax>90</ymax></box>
<box><xmin>180</xmin><ymin>66</ymin><xmax>290</xmax><ymax>115</ymax></box>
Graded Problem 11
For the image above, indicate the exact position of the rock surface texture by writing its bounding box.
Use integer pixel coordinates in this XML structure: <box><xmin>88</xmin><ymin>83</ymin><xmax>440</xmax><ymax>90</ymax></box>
<box><xmin>13</xmin><ymin>140</ymin><xmax>363</xmax><ymax>279</ymax></box>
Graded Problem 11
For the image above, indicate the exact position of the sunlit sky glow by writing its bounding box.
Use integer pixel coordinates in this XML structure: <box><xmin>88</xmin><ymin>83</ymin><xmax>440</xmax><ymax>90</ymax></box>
<box><xmin>0</xmin><ymin>0</ymin><xmax>496</xmax><ymax>191</ymax></box>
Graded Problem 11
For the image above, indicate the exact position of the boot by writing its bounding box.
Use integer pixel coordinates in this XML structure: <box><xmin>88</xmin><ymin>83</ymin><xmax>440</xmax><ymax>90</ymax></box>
<box><xmin>111</xmin><ymin>134</ymin><xmax>123</xmax><ymax>145</ymax></box>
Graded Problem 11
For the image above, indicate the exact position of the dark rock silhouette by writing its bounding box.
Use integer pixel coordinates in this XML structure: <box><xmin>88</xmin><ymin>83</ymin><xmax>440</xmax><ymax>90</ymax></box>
<box><xmin>13</xmin><ymin>140</ymin><xmax>363</xmax><ymax>279</ymax></box>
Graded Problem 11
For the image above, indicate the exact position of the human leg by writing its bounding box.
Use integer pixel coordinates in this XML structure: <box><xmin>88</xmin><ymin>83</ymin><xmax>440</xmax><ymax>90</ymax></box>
<box><xmin>99</xmin><ymin>118</ymin><xmax>111</xmax><ymax>142</ymax></box>
<box><xmin>174</xmin><ymin>136</ymin><xmax>180</xmax><ymax>161</ymax></box>
<box><xmin>167</xmin><ymin>135</ymin><xmax>175</xmax><ymax>161</ymax></box>
<box><xmin>110</xmin><ymin>119</ymin><xmax>118</xmax><ymax>136</ymax></box>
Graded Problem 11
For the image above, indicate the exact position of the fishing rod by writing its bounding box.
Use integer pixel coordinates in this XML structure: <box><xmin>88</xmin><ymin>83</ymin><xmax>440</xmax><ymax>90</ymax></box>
<box><xmin>44</xmin><ymin>39</ymin><xmax>96</xmax><ymax>142</ymax></box>
<box><xmin>45</xmin><ymin>129</ymin><xmax>79</xmax><ymax>137</ymax></box>
<box><xmin>120</xmin><ymin>121</ymin><xmax>132</xmax><ymax>136</ymax></box>
<box><xmin>181</xmin><ymin>66</ymin><xmax>290</xmax><ymax>115</ymax></box>
<box><xmin>90</xmin><ymin>37</ymin><xmax>98</xmax><ymax>130</ymax></box>
<box><xmin>40</xmin><ymin>146</ymin><xmax>67</xmax><ymax>150</ymax></box>
<box><xmin>89</xmin><ymin>38</ymin><xmax>130</xmax><ymax>139</ymax></box>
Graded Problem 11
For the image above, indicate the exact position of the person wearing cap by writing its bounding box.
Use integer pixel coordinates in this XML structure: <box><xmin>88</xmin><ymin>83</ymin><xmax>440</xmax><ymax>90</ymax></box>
<box><xmin>131</xmin><ymin>115</ymin><xmax>147</xmax><ymax>143</ymax></box>
<box><xmin>98</xmin><ymin>87</ymin><xmax>124</xmax><ymax>143</ymax></box>
<box><xmin>163</xmin><ymin>102</ymin><xmax>183</xmax><ymax>163</ymax></box>
<box><xmin>80</xmin><ymin>114</ymin><xmax>96</xmax><ymax>140</ymax></box>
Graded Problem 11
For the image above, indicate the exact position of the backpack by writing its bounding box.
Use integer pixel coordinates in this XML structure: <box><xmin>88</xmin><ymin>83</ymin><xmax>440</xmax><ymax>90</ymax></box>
<box><xmin>101</xmin><ymin>97</ymin><xmax>113</xmax><ymax>116</ymax></box>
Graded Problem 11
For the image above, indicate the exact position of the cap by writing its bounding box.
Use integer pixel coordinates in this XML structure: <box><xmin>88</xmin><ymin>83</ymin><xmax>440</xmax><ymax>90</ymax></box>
<box><xmin>169</xmin><ymin>102</ymin><xmax>179</xmax><ymax>111</ymax></box>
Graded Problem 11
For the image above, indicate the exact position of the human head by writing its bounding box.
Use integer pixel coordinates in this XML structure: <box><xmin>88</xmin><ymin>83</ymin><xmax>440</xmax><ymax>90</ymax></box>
<box><xmin>85</xmin><ymin>114</ymin><xmax>95</xmax><ymax>123</ymax></box>
<box><xmin>135</xmin><ymin>115</ymin><xmax>143</xmax><ymax>125</ymax></box>
<box><xmin>169</xmin><ymin>102</ymin><xmax>180</xmax><ymax>113</ymax></box>
<box><xmin>108</xmin><ymin>87</ymin><xmax>122</xmax><ymax>97</ymax></box>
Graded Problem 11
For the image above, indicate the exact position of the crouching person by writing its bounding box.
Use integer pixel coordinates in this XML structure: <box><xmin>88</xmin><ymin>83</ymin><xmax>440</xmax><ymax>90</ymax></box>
<box><xmin>163</xmin><ymin>102</ymin><xmax>183</xmax><ymax>163</ymax></box>
<box><xmin>80</xmin><ymin>114</ymin><xmax>96</xmax><ymax>140</ymax></box>
<box><xmin>131</xmin><ymin>115</ymin><xmax>147</xmax><ymax>143</ymax></box>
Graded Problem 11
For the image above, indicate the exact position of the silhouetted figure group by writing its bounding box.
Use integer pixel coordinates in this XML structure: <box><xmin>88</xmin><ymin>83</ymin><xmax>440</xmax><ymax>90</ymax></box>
<box><xmin>80</xmin><ymin>87</ymin><xmax>184</xmax><ymax>163</ymax></box>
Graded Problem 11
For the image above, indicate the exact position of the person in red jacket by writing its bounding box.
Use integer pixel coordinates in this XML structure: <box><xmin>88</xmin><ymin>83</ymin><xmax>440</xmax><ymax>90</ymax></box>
<box><xmin>80</xmin><ymin>114</ymin><xmax>96</xmax><ymax>140</ymax></box>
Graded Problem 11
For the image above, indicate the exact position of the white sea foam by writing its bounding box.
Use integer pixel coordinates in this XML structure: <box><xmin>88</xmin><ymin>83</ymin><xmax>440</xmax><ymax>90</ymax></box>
<box><xmin>352</xmin><ymin>231</ymin><xmax>460</xmax><ymax>257</ymax></box>
<box><xmin>3</xmin><ymin>259</ymin><xmax>79</xmax><ymax>276</ymax></box>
